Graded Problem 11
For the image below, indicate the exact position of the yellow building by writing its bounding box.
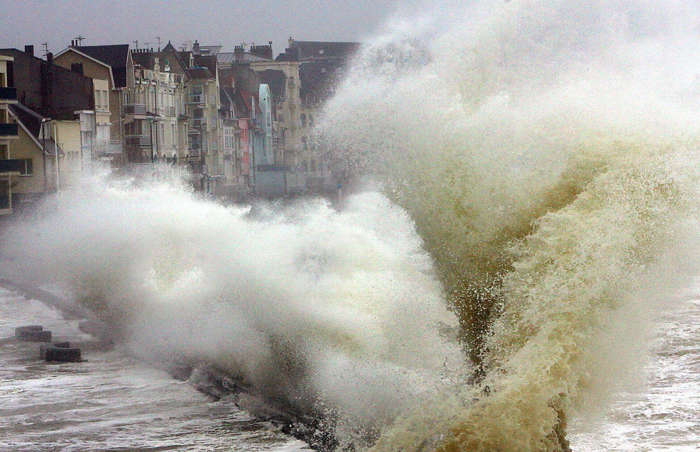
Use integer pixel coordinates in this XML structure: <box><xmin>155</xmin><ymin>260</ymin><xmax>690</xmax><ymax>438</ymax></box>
<box><xmin>0</xmin><ymin>54</ymin><xmax>19</xmax><ymax>215</ymax></box>
<box><xmin>3</xmin><ymin>101</ymin><xmax>88</xmax><ymax>213</ymax></box>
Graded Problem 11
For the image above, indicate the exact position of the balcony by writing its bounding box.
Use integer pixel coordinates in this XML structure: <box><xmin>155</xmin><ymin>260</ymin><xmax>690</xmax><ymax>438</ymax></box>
<box><xmin>124</xmin><ymin>104</ymin><xmax>146</xmax><ymax>116</ymax></box>
<box><xmin>0</xmin><ymin>87</ymin><xmax>17</xmax><ymax>104</ymax></box>
<box><xmin>0</xmin><ymin>158</ymin><xmax>23</xmax><ymax>174</ymax></box>
<box><xmin>107</xmin><ymin>140</ymin><xmax>123</xmax><ymax>154</ymax></box>
<box><xmin>187</xmin><ymin>94</ymin><xmax>204</xmax><ymax>105</ymax></box>
<box><xmin>125</xmin><ymin>135</ymin><xmax>151</xmax><ymax>147</ymax></box>
<box><xmin>0</xmin><ymin>123</ymin><xmax>19</xmax><ymax>139</ymax></box>
<box><xmin>188</xmin><ymin>118</ymin><xmax>206</xmax><ymax>129</ymax></box>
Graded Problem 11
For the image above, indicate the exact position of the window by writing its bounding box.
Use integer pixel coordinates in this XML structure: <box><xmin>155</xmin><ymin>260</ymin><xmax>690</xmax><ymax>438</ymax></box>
<box><xmin>300</xmin><ymin>114</ymin><xmax>306</xmax><ymax>127</ymax></box>
<box><xmin>0</xmin><ymin>144</ymin><xmax>8</xmax><ymax>159</ymax></box>
<box><xmin>18</xmin><ymin>159</ymin><xmax>33</xmax><ymax>176</ymax></box>
<box><xmin>224</xmin><ymin>127</ymin><xmax>234</xmax><ymax>150</ymax></box>
<box><xmin>0</xmin><ymin>179</ymin><xmax>9</xmax><ymax>209</ymax></box>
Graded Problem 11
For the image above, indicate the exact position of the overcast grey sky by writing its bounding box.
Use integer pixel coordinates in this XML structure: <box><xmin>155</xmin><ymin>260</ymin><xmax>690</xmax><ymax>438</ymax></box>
<box><xmin>0</xmin><ymin>0</ymin><xmax>408</xmax><ymax>56</ymax></box>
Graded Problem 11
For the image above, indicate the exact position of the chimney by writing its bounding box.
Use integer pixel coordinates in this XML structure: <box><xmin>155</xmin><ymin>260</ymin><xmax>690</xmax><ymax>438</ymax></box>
<box><xmin>46</xmin><ymin>52</ymin><xmax>53</xmax><ymax>65</ymax></box>
<box><xmin>193</xmin><ymin>40</ymin><xmax>200</xmax><ymax>55</ymax></box>
<box><xmin>24</xmin><ymin>45</ymin><xmax>34</xmax><ymax>56</ymax></box>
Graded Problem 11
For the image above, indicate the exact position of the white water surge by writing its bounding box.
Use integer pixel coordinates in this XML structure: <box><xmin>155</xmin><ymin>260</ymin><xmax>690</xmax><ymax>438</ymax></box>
<box><xmin>0</xmin><ymin>179</ymin><xmax>468</xmax><ymax>448</ymax></box>
<box><xmin>2</xmin><ymin>0</ymin><xmax>699</xmax><ymax>451</ymax></box>
<box><xmin>317</xmin><ymin>0</ymin><xmax>700</xmax><ymax>450</ymax></box>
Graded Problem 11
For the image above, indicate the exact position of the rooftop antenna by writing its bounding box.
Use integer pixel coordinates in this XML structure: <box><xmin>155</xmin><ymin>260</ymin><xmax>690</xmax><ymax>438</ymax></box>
<box><xmin>156</xmin><ymin>36</ymin><xmax>161</xmax><ymax>51</ymax></box>
<box><xmin>41</xmin><ymin>42</ymin><xmax>49</xmax><ymax>58</ymax></box>
<box><xmin>74</xmin><ymin>35</ymin><xmax>86</xmax><ymax>46</ymax></box>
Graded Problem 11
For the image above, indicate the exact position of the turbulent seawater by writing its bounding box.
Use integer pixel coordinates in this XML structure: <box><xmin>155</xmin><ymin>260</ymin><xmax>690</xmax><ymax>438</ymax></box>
<box><xmin>2</xmin><ymin>0</ymin><xmax>700</xmax><ymax>451</ymax></box>
<box><xmin>0</xmin><ymin>286</ymin><xmax>308</xmax><ymax>451</ymax></box>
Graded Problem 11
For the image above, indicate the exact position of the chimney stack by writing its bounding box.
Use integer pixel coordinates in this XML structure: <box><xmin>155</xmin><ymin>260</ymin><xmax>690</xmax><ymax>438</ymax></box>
<box><xmin>47</xmin><ymin>52</ymin><xmax>53</xmax><ymax>65</ymax></box>
<box><xmin>24</xmin><ymin>45</ymin><xmax>34</xmax><ymax>56</ymax></box>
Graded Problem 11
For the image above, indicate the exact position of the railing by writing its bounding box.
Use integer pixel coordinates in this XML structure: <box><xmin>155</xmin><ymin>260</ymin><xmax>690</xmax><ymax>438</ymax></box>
<box><xmin>124</xmin><ymin>104</ymin><xmax>146</xmax><ymax>115</ymax></box>
<box><xmin>0</xmin><ymin>159</ymin><xmax>23</xmax><ymax>173</ymax></box>
<box><xmin>107</xmin><ymin>140</ymin><xmax>122</xmax><ymax>154</ymax></box>
<box><xmin>0</xmin><ymin>123</ymin><xmax>18</xmax><ymax>137</ymax></box>
<box><xmin>166</xmin><ymin>106</ymin><xmax>176</xmax><ymax>117</ymax></box>
<box><xmin>125</xmin><ymin>135</ymin><xmax>151</xmax><ymax>147</ymax></box>
<box><xmin>0</xmin><ymin>87</ymin><xmax>17</xmax><ymax>102</ymax></box>
<box><xmin>188</xmin><ymin>94</ymin><xmax>204</xmax><ymax>104</ymax></box>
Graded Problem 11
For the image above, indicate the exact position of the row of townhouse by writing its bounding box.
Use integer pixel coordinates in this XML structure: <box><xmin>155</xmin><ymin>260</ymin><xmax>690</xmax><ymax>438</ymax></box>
<box><xmin>0</xmin><ymin>37</ymin><xmax>360</xmax><ymax>213</ymax></box>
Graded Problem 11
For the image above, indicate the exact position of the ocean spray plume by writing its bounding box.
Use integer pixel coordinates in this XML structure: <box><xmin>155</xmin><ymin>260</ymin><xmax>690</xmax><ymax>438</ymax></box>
<box><xmin>320</xmin><ymin>0</ymin><xmax>700</xmax><ymax>449</ymax></box>
<box><xmin>0</xmin><ymin>178</ymin><xmax>468</xmax><ymax>448</ymax></box>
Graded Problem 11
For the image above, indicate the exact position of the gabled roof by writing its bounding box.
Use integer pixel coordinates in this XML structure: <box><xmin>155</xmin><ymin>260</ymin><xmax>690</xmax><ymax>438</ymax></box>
<box><xmin>10</xmin><ymin>102</ymin><xmax>46</xmax><ymax>138</ymax></box>
<box><xmin>54</xmin><ymin>47</ymin><xmax>114</xmax><ymax>88</ymax></box>
<box><xmin>186</xmin><ymin>67</ymin><xmax>212</xmax><ymax>80</ymax></box>
<box><xmin>56</xmin><ymin>44</ymin><xmax>130</xmax><ymax>87</ymax></box>
<box><xmin>8</xmin><ymin>104</ymin><xmax>55</xmax><ymax>153</ymax></box>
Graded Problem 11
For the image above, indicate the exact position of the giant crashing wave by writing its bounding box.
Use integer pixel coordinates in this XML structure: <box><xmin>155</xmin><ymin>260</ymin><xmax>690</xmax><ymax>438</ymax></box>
<box><xmin>318</xmin><ymin>0</ymin><xmax>700</xmax><ymax>450</ymax></box>
<box><xmin>1</xmin><ymin>1</ymin><xmax>699</xmax><ymax>451</ymax></box>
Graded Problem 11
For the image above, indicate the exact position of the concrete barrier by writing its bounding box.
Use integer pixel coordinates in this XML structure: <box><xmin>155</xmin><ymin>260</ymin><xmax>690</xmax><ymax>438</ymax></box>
<box><xmin>15</xmin><ymin>325</ymin><xmax>52</xmax><ymax>342</ymax></box>
<box><xmin>40</xmin><ymin>342</ymin><xmax>70</xmax><ymax>359</ymax></box>
<box><xmin>44</xmin><ymin>346</ymin><xmax>81</xmax><ymax>363</ymax></box>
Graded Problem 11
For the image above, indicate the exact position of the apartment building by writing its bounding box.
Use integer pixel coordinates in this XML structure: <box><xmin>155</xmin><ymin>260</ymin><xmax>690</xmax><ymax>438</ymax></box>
<box><xmin>180</xmin><ymin>44</ymin><xmax>221</xmax><ymax>193</ymax></box>
<box><xmin>0</xmin><ymin>54</ymin><xmax>19</xmax><ymax>214</ymax></box>
<box><xmin>126</xmin><ymin>47</ymin><xmax>187</xmax><ymax>165</ymax></box>
<box><xmin>54</xmin><ymin>43</ymin><xmax>131</xmax><ymax>163</ymax></box>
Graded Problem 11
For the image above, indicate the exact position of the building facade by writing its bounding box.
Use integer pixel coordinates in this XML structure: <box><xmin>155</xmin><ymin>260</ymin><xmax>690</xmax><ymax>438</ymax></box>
<box><xmin>54</xmin><ymin>43</ymin><xmax>132</xmax><ymax>164</ymax></box>
<box><xmin>0</xmin><ymin>54</ymin><xmax>19</xmax><ymax>215</ymax></box>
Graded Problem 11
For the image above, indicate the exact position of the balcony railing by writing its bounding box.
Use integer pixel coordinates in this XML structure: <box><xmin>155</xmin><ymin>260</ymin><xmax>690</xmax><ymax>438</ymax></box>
<box><xmin>124</xmin><ymin>104</ymin><xmax>146</xmax><ymax>115</ymax></box>
<box><xmin>189</xmin><ymin>118</ymin><xmax>206</xmax><ymax>128</ymax></box>
<box><xmin>0</xmin><ymin>87</ymin><xmax>17</xmax><ymax>103</ymax></box>
<box><xmin>106</xmin><ymin>140</ymin><xmax>122</xmax><ymax>154</ymax></box>
<box><xmin>0</xmin><ymin>123</ymin><xmax>18</xmax><ymax>138</ymax></box>
<box><xmin>0</xmin><ymin>159</ymin><xmax>23</xmax><ymax>173</ymax></box>
<box><xmin>125</xmin><ymin>135</ymin><xmax>151</xmax><ymax>147</ymax></box>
